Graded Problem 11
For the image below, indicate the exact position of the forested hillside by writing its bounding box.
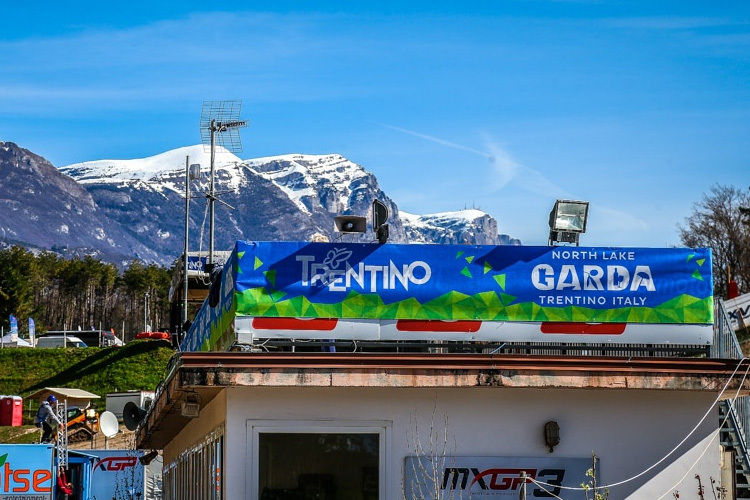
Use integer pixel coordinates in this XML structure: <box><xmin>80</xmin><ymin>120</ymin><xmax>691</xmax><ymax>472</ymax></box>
<box><xmin>0</xmin><ymin>246</ymin><xmax>172</xmax><ymax>341</ymax></box>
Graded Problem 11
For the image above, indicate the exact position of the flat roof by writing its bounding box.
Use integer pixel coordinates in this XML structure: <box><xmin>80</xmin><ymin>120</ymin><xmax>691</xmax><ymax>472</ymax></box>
<box><xmin>136</xmin><ymin>352</ymin><xmax>750</xmax><ymax>449</ymax></box>
<box><xmin>27</xmin><ymin>387</ymin><xmax>101</xmax><ymax>401</ymax></box>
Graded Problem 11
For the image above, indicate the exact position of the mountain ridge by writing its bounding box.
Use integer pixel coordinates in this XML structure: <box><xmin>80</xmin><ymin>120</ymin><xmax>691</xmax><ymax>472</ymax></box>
<box><xmin>1</xmin><ymin>141</ymin><xmax>520</xmax><ymax>267</ymax></box>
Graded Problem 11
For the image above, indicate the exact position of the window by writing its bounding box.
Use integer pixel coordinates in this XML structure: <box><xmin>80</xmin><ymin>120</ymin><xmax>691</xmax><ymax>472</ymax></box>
<box><xmin>163</xmin><ymin>426</ymin><xmax>224</xmax><ymax>500</ymax></box>
<box><xmin>249</xmin><ymin>421</ymin><xmax>389</xmax><ymax>500</ymax></box>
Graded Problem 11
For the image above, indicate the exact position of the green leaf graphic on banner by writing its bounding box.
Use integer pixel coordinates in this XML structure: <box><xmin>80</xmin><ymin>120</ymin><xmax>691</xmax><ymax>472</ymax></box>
<box><xmin>687</xmin><ymin>253</ymin><xmax>695</xmax><ymax>262</ymax></box>
<box><xmin>264</xmin><ymin>269</ymin><xmax>276</xmax><ymax>287</ymax></box>
<box><xmin>500</xmin><ymin>293</ymin><xmax>516</xmax><ymax>305</ymax></box>
<box><xmin>692</xmin><ymin>270</ymin><xmax>703</xmax><ymax>281</ymax></box>
<box><xmin>461</xmin><ymin>267</ymin><xmax>472</xmax><ymax>278</ymax></box>
<box><xmin>254</xmin><ymin>257</ymin><xmax>263</xmax><ymax>270</ymax></box>
<box><xmin>696</xmin><ymin>258</ymin><xmax>705</xmax><ymax>266</ymax></box>
<box><xmin>234</xmin><ymin>287</ymin><xmax>712</xmax><ymax>324</ymax></box>
<box><xmin>236</xmin><ymin>251</ymin><xmax>245</xmax><ymax>274</ymax></box>
<box><xmin>483</xmin><ymin>261</ymin><xmax>492</xmax><ymax>274</ymax></box>
<box><xmin>0</xmin><ymin>453</ymin><xmax>6</xmax><ymax>466</ymax></box>
<box><xmin>493</xmin><ymin>274</ymin><xmax>506</xmax><ymax>290</ymax></box>
<box><xmin>456</xmin><ymin>251</ymin><xmax>465</xmax><ymax>259</ymax></box>
<box><xmin>465</xmin><ymin>255</ymin><xmax>474</xmax><ymax>263</ymax></box>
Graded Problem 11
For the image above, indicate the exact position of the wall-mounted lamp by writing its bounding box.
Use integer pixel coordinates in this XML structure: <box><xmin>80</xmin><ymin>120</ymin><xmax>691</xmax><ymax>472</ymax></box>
<box><xmin>544</xmin><ymin>421</ymin><xmax>560</xmax><ymax>453</ymax></box>
<box><xmin>180</xmin><ymin>392</ymin><xmax>201</xmax><ymax>418</ymax></box>
<box><xmin>548</xmin><ymin>199</ymin><xmax>589</xmax><ymax>246</ymax></box>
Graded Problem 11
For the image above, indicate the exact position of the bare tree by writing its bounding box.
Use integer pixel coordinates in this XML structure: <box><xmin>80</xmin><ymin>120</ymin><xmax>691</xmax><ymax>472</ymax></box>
<box><xmin>679</xmin><ymin>184</ymin><xmax>750</xmax><ymax>298</ymax></box>
<box><xmin>404</xmin><ymin>404</ymin><xmax>462</xmax><ymax>500</ymax></box>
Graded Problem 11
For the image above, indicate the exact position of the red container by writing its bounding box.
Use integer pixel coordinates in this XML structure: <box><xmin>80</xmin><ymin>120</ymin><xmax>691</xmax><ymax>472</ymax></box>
<box><xmin>0</xmin><ymin>396</ymin><xmax>23</xmax><ymax>426</ymax></box>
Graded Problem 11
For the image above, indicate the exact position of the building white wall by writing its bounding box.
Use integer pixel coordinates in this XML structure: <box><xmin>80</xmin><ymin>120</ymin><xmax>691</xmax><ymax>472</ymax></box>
<box><xmin>220</xmin><ymin>386</ymin><xmax>721</xmax><ymax>500</ymax></box>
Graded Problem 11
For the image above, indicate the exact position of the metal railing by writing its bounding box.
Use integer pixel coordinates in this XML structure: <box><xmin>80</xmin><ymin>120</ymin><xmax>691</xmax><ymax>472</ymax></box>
<box><xmin>714</xmin><ymin>298</ymin><xmax>750</xmax><ymax>491</ymax></box>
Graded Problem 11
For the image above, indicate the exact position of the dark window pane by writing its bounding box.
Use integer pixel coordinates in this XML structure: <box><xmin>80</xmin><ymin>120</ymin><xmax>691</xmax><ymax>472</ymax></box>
<box><xmin>259</xmin><ymin>433</ymin><xmax>379</xmax><ymax>500</ymax></box>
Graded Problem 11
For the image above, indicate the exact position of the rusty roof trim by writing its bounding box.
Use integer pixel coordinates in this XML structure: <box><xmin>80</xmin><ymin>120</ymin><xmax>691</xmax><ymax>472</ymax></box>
<box><xmin>136</xmin><ymin>352</ymin><xmax>750</xmax><ymax>449</ymax></box>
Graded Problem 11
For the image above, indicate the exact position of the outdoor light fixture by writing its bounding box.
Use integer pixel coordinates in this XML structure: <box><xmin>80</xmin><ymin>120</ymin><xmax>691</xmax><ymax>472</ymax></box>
<box><xmin>180</xmin><ymin>392</ymin><xmax>201</xmax><ymax>418</ymax></box>
<box><xmin>372</xmin><ymin>199</ymin><xmax>390</xmax><ymax>244</ymax></box>
<box><xmin>544</xmin><ymin>421</ymin><xmax>560</xmax><ymax>453</ymax></box>
<box><xmin>548</xmin><ymin>199</ymin><xmax>589</xmax><ymax>246</ymax></box>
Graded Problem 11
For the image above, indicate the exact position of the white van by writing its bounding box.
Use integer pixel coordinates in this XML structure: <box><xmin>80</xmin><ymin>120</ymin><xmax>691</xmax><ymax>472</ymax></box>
<box><xmin>35</xmin><ymin>335</ymin><xmax>88</xmax><ymax>348</ymax></box>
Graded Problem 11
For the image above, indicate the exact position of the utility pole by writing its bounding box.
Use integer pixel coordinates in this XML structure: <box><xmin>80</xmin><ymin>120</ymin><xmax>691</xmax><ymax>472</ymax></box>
<box><xmin>184</xmin><ymin>156</ymin><xmax>190</xmax><ymax>326</ymax></box>
<box><xmin>144</xmin><ymin>292</ymin><xmax>150</xmax><ymax>332</ymax></box>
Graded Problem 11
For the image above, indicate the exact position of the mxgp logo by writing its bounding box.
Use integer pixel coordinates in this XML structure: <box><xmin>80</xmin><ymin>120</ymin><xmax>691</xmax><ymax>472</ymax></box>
<box><xmin>94</xmin><ymin>456</ymin><xmax>137</xmax><ymax>472</ymax></box>
<box><xmin>296</xmin><ymin>248</ymin><xmax>431</xmax><ymax>292</ymax></box>
<box><xmin>442</xmin><ymin>467</ymin><xmax>565</xmax><ymax>497</ymax></box>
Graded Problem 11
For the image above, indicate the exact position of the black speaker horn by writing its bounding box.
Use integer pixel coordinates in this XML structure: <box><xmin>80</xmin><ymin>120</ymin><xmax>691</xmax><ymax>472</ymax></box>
<box><xmin>123</xmin><ymin>401</ymin><xmax>148</xmax><ymax>431</ymax></box>
<box><xmin>334</xmin><ymin>215</ymin><xmax>367</xmax><ymax>233</ymax></box>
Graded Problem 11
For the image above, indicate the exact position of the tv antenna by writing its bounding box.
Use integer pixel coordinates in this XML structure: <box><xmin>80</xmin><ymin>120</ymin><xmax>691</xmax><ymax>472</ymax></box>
<box><xmin>199</xmin><ymin>100</ymin><xmax>248</xmax><ymax>270</ymax></box>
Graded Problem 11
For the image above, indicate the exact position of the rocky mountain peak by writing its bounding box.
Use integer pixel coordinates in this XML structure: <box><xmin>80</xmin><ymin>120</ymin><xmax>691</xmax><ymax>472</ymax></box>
<box><xmin>2</xmin><ymin>142</ymin><xmax>520</xmax><ymax>266</ymax></box>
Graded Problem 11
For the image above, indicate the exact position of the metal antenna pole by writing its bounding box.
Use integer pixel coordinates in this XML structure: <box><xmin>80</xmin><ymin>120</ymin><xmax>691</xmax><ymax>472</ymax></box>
<box><xmin>209</xmin><ymin>119</ymin><xmax>216</xmax><ymax>267</ymax></box>
<box><xmin>183</xmin><ymin>156</ymin><xmax>190</xmax><ymax>325</ymax></box>
<box><xmin>199</xmin><ymin>100</ymin><xmax>248</xmax><ymax>271</ymax></box>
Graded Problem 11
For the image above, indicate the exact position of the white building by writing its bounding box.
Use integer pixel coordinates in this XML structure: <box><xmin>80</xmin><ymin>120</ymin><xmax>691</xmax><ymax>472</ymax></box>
<box><xmin>136</xmin><ymin>352</ymin><xmax>748</xmax><ymax>500</ymax></box>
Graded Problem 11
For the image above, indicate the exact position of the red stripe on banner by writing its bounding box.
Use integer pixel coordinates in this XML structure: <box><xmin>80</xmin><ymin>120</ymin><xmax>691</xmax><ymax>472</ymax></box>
<box><xmin>396</xmin><ymin>320</ymin><xmax>482</xmax><ymax>333</ymax></box>
<box><xmin>540</xmin><ymin>322</ymin><xmax>627</xmax><ymax>335</ymax></box>
<box><xmin>252</xmin><ymin>318</ymin><xmax>339</xmax><ymax>331</ymax></box>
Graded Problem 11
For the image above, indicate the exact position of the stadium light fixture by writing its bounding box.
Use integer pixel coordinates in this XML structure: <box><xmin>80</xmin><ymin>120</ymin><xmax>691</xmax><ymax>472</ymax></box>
<box><xmin>548</xmin><ymin>199</ymin><xmax>589</xmax><ymax>246</ymax></box>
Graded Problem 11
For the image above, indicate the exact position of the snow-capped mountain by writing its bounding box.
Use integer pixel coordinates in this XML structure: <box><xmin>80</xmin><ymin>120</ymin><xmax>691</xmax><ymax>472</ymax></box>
<box><xmin>401</xmin><ymin>210</ymin><xmax>520</xmax><ymax>246</ymax></box>
<box><xmin>2</xmin><ymin>142</ymin><xmax>519</xmax><ymax>266</ymax></box>
<box><xmin>0</xmin><ymin>141</ymin><xmax>160</xmax><ymax>263</ymax></box>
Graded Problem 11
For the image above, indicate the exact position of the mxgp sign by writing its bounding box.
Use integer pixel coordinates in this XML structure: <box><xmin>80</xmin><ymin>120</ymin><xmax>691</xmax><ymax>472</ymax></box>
<box><xmin>404</xmin><ymin>456</ymin><xmax>591</xmax><ymax>499</ymax></box>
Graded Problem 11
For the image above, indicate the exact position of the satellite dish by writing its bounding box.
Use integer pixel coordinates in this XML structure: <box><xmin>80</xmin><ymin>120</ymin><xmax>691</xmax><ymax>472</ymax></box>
<box><xmin>100</xmin><ymin>411</ymin><xmax>119</xmax><ymax>438</ymax></box>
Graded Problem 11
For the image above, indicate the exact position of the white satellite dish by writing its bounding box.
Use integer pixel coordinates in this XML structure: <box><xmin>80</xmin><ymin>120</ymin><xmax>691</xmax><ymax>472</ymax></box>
<box><xmin>100</xmin><ymin>411</ymin><xmax>119</xmax><ymax>438</ymax></box>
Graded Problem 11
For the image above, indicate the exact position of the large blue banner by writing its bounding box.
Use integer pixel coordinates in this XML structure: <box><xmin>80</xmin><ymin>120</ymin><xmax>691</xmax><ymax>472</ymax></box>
<box><xmin>233</xmin><ymin>242</ymin><xmax>713</xmax><ymax>324</ymax></box>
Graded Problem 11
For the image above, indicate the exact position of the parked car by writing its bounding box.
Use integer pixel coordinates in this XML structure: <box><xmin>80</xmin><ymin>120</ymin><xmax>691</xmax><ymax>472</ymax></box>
<box><xmin>35</xmin><ymin>335</ymin><xmax>88</xmax><ymax>348</ymax></box>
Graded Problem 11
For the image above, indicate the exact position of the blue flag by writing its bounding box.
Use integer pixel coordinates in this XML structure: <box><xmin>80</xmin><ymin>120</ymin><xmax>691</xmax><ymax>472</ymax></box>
<box><xmin>29</xmin><ymin>318</ymin><xmax>36</xmax><ymax>345</ymax></box>
<box><xmin>9</xmin><ymin>315</ymin><xmax>18</xmax><ymax>341</ymax></box>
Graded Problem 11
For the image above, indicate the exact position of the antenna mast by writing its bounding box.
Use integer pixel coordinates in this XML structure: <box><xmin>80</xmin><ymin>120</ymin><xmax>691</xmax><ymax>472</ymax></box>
<box><xmin>199</xmin><ymin>100</ymin><xmax>248</xmax><ymax>269</ymax></box>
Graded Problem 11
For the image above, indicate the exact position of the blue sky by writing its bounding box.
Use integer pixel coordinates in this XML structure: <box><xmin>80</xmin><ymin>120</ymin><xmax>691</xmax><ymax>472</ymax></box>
<box><xmin>1</xmin><ymin>1</ymin><xmax>748</xmax><ymax>247</ymax></box>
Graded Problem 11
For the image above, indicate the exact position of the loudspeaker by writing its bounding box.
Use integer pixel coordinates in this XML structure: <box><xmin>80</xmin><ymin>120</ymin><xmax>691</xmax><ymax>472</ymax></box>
<box><xmin>372</xmin><ymin>199</ymin><xmax>389</xmax><ymax>231</ymax></box>
<box><xmin>123</xmin><ymin>401</ymin><xmax>148</xmax><ymax>431</ymax></box>
<box><xmin>139</xmin><ymin>450</ymin><xmax>159</xmax><ymax>466</ymax></box>
<box><xmin>334</xmin><ymin>216</ymin><xmax>367</xmax><ymax>233</ymax></box>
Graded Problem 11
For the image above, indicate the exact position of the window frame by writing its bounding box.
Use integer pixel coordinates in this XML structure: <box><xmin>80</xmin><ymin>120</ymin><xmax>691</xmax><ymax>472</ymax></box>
<box><xmin>247</xmin><ymin>419</ymin><xmax>391</xmax><ymax>500</ymax></box>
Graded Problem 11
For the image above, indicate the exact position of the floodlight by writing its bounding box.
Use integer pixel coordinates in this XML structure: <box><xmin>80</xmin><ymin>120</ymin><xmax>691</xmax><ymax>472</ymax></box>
<box><xmin>548</xmin><ymin>199</ymin><xmax>589</xmax><ymax>246</ymax></box>
<box><xmin>372</xmin><ymin>199</ymin><xmax>389</xmax><ymax>244</ymax></box>
<box><xmin>188</xmin><ymin>163</ymin><xmax>201</xmax><ymax>181</ymax></box>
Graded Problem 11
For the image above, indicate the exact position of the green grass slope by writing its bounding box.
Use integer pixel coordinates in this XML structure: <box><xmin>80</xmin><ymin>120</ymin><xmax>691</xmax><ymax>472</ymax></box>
<box><xmin>0</xmin><ymin>340</ymin><xmax>175</xmax><ymax>400</ymax></box>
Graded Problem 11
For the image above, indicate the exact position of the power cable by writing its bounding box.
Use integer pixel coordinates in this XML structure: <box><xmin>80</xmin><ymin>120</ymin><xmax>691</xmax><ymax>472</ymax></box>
<box><xmin>654</xmin><ymin>360</ymin><xmax>750</xmax><ymax>500</ymax></box>
<box><xmin>531</xmin><ymin>358</ymin><xmax>750</xmax><ymax>494</ymax></box>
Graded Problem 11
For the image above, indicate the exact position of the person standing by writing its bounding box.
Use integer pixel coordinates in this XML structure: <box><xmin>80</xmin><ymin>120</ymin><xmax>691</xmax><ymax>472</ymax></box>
<box><xmin>56</xmin><ymin>466</ymin><xmax>73</xmax><ymax>500</ymax></box>
<box><xmin>34</xmin><ymin>395</ymin><xmax>63</xmax><ymax>443</ymax></box>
